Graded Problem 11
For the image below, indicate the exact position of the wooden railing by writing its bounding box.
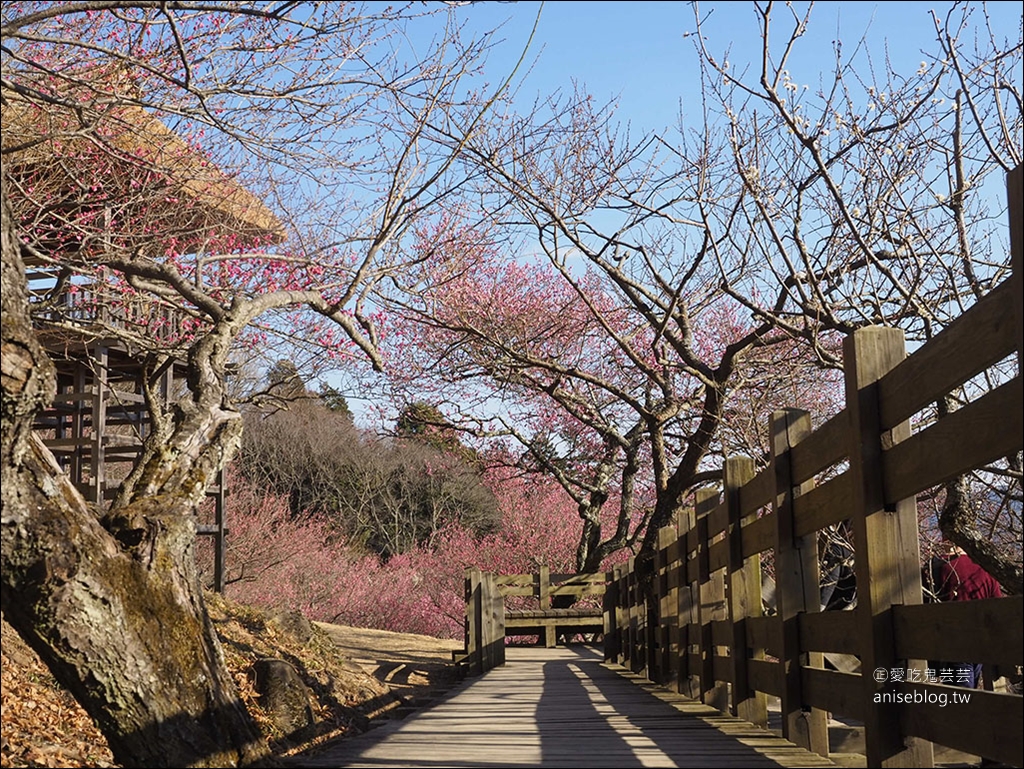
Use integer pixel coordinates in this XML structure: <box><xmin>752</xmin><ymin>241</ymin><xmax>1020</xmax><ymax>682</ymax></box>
<box><xmin>460</xmin><ymin>568</ymin><xmax>505</xmax><ymax>676</ymax></box>
<box><xmin>460</xmin><ymin>566</ymin><xmax>609</xmax><ymax>675</ymax></box>
<box><xmin>28</xmin><ymin>266</ymin><xmax>191</xmax><ymax>345</ymax></box>
<box><xmin>605</xmin><ymin>165</ymin><xmax>1023</xmax><ymax>767</ymax></box>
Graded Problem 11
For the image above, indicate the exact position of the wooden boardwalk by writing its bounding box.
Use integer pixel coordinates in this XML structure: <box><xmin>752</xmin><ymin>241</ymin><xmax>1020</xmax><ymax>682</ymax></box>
<box><xmin>292</xmin><ymin>646</ymin><xmax>837</xmax><ymax>768</ymax></box>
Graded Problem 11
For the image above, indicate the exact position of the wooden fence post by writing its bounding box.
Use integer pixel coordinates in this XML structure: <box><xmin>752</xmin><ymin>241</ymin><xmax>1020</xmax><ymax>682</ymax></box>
<box><xmin>623</xmin><ymin>556</ymin><xmax>637</xmax><ymax>672</ymax></box>
<box><xmin>679</xmin><ymin>505</ymin><xmax>700</xmax><ymax>699</ymax></box>
<box><xmin>90</xmin><ymin>344</ymin><xmax>108</xmax><ymax>505</ymax></box>
<box><xmin>632</xmin><ymin>556</ymin><xmax>648</xmax><ymax>677</ymax></box>
<box><xmin>771</xmin><ymin>410</ymin><xmax>829</xmax><ymax>757</ymax></box>
<box><xmin>617</xmin><ymin>565</ymin><xmax>628</xmax><ymax>665</ymax></box>
<box><xmin>465</xmin><ymin>567</ymin><xmax>484</xmax><ymax>676</ymax></box>
<box><xmin>696</xmin><ymin>487</ymin><xmax>729</xmax><ymax>711</ymax></box>
<box><xmin>649</xmin><ymin>525</ymin><xmax>668</xmax><ymax>683</ymax></box>
<box><xmin>1009</xmin><ymin>163</ymin><xmax>1022</xmax><ymax>371</ymax></box>
<box><xmin>660</xmin><ymin>522</ymin><xmax>681</xmax><ymax>692</ymax></box>
<box><xmin>725</xmin><ymin>456</ymin><xmax>768</xmax><ymax>728</ymax></box>
<box><xmin>482</xmin><ymin>572</ymin><xmax>506</xmax><ymax>670</ymax></box>
<box><xmin>538</xmin><ymin>562</ymin><xmax>551</xmax><ymax>609</ymax></box>
<box><xmin>845</xmin><ymin>328</ymin><xmax>933</xmax><ymax>768</ymax></box>
<box><xmin>538</xmin><ymin>563</ymin><xmax>556</xmax><ymax>647</ymax></box>
<box><xmin>604</xmin><ymin>565</ymin><xmax>621</xmax><ymax>663</ymax></box>
<box><xmin>651</xmin><ymin>529</ymin><xmax>664</xmax><ymax>683</ymax></box>
<box><xmin>621</xmin><ymin>562</ymin><xmax>634</xmax><ymax>669</ymax></box>
<box><xmin>621</xmin><ymin>564</ymin><xmax>632</xmax><ymax>667</ymax></box>
<box><xmin>464</xmin><ymin>568</ymin><xmax>505</xmax><ymax>675</ymax></box>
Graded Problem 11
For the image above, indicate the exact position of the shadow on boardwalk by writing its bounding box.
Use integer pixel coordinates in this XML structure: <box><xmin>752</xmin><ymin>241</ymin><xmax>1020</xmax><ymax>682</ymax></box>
<box><xmin>287</xmin><ymin>646</ymin><xmax>836</xmax><ymax>768</ymax></box>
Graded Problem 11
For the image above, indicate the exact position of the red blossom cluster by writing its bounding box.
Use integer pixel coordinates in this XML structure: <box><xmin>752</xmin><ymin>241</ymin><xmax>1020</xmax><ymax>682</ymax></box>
<box><xmin>199</xmin><ymin>465</ymin><xmax>628</xmax><ymax>639</ymax></box>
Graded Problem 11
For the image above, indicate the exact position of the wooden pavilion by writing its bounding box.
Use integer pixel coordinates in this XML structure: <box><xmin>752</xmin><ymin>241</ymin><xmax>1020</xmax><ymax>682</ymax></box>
<box><xmin>2</xmin><ymin>86</ymin><xmax>285</xmax><ymax>590</ymax></box>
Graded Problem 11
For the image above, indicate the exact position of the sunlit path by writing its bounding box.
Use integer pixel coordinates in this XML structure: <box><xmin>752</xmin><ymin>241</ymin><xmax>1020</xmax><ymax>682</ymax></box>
<box><xmin>290</xmin><ymin>646</ymin><xmax>836</xmax><ymax>768</ymax></box>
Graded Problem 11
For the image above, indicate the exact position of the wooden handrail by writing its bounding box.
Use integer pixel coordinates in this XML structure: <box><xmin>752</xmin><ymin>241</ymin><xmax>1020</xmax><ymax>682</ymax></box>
<box><xmin>461</xmin><ymin>567</ymin><xmax>610</xmax><ymax>671</ymax></box>
<box><xmin>604</xmin><ymin>164</ymin><xmax>1023</xmax><ymax>768</ymax></box>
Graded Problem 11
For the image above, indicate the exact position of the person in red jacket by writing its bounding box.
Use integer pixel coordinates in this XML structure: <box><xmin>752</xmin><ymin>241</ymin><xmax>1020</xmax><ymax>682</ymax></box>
<box><xmin>929</xmin><ymin>543</ymin><xmax>1003</xmax><ymax>688</ymax></box>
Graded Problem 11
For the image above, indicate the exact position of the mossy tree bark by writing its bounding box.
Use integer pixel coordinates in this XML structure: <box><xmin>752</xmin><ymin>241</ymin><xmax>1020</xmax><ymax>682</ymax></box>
<box><xmin>0</xmin><ymin>174</ymin><xmax>269</xmax><ymax>766</ymax></box>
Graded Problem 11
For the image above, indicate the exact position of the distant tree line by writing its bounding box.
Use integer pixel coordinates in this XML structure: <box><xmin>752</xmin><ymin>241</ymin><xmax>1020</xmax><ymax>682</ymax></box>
<box><xmin>238</xmin><ymin>362</ymin><xmax>499</xmax><ymax>559</ymax></box>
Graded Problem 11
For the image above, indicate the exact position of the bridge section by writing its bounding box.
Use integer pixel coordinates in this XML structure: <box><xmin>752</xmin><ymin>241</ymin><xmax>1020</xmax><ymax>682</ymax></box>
<box><xmin>295</xmin><ymin>646</ymin><xmax>835</xmax><ymax>768</ymax></box>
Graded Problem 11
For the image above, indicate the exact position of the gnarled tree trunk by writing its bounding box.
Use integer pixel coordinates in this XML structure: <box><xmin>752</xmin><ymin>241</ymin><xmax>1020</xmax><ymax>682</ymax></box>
<box><xmin>1</xmin><ymin>174</ymin><xmax>268</xmax><ymax>766</ymax></box>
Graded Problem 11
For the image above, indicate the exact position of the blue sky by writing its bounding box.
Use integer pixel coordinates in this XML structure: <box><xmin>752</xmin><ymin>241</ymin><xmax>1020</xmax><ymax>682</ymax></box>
<box><xmin>443</xmin><ymin>1</ymin><xmax>1022</xmax><ymax>134</ymax></box>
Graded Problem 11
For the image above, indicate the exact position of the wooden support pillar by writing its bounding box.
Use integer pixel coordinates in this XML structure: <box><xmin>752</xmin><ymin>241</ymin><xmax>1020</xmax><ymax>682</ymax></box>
<box><xmin>771</xmin><ymin>409</ymin><xmax>829</xmax><ymax>757</ymax></box>
<box><xmin>649</xmin><ymin>539</ymin><xmax>661</xmax><ymax>683</ymax></box>
<box><xmin>623</xmin><ymin>556</ymin><xmax>636</xmax><ymax>672</ymax></box>
<box><xmin>619</xmin><ymin>565</ymin><xmax>630</xmax><ymax>666</ymax></box>
<box><xmin>213</xmin><ymin>465</ymin><xmax>227</xmax><ymax>594</ymax></box>
<box><xmin>538</xmin><ymin>563</ymin><xmax>551</xmax><ymax>609</ymax></box>
<box><xmin>725</xmin><ymin>456</ymin><xmax>768</xmax><ymax>728</ymax></box>
<box><xmin>90</xmin><ymin>345</ymin><xmax>108</xmax><ymax>507</ymax></box>
<box><xmin>652</xmin><ymin>530</ymin><xmax>664</xmax><ymax>683</ymax></box>
<box><xmin>463</xmin><ymin>568</ymin><xmax>505</xmax><ymax>675</ymax></box>
<box><xmin>55</xmin><ymin>372</ymin><xmax>68</xmax><ymax>443</ymax></box>
<box><xmin>844</xmin><ymin>328</ymin><xmax>933</xmax><ymax>768</ymax></box>
<box><xmin>617</xmin><ymin>562</ymin><xmax>628</xmax><ymax>668</ymax></box>
<box><xmin>482</xmin><ymin>572</ymin><xmax>505</xmax><ymax>671</ymax></box>
<box><xmin>649</xmin><ymin>528</ymin><xmax>668</xmax><ymax>684</ymax></box>
<box><xmin>613</xmin><ymin>566</ymin><xmax>623</xmax><ymax>664</ymax></box>
<box><xmin>71</xmin><ymin>363</ymin><xmax>87</xmax><ymax>491</ymax></box>
<box><xmin>630</xmin><ymin>557</ymin><xmax>646</xmax><ymax>676</ymax></box>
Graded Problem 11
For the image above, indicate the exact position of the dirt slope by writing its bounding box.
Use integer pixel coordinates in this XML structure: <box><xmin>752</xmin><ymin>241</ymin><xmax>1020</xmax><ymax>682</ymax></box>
<box><xmin>1</xmin><ymin>597</ymin><xmax>462</xmax><ymax>768</ymax></box>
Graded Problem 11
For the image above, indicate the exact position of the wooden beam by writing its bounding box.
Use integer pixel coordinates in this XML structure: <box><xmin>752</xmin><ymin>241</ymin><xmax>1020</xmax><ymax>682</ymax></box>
<box><xmin>789</xmin><ymin>409</ymin><xmax>849</xmax><ymax>485</ymax></box>
<box><xmin>739</xmin><ymin>468</ymin><xmax>773</xmax><ymax>515</ymax></box>
<box><xmin>898</xmin><ymin>683</ymin><xmax>1022</xmax><ymax>767</ymax></box>
<box><xmin>802</xmin><ymin>667</ymin><xmax>865</xmax><ymax>721</ymax></box>
<box><xmin>892</xmin><ymin>597</ymin><xmax>1023</xmax><ymax>669</ymax></box>
<box><xmin>747</xmin><ymin>658</ymin><xmax>784</xmax><ymax>697</ymax></box>
<box><xmin>745</xmin><ymin>616</ymin><xmax>781</xmax><ymax>658</ymax></box>
<box><xmin>878</xmin><ymin>280</ymin><xmax>1016</xmax><ymax>429</ymax></box>
<box><xmin>792</xmin><ymin>473</ymin><xmax>853</xmax><ymax>538</ymax></box>
<box><xmin>799</xmin><ymin>610</ymin><xmax>860</xmax><ymax>656</ymax></box>
<box><xmin>883</xmin><ymin>377</ymin><xmax>1022</xmax><ymax>503</ymax></box>
<box><xmin>741</xmin><ymin>514</ymin><xmax>774</xmax><ymax>559</ymax></box>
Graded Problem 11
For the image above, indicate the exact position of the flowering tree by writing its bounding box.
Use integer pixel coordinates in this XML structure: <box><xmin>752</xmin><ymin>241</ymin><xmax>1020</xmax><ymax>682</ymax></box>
<box><xmin>205</xmin><ymin>464</ymin><xmax>610</xmax><ymax>640</ymax></box>
<box><xmin>383</xmin><ymin>2</ymin><xmax>1021</xmax><ymax>587</ymax></box>
<box><xmin>385</xmin><ymin>198</ymin><xmax>847</xmax><ymax>575</ymax></box>
<box><xmin>239</xmin><ymin>393</ymin><xmax>499</xmax><ymax>559</ymax></box>
<box><xmin>1</xmin><ymin>2</ymin><xmax>536</xmax><ymax>766</ymax></box>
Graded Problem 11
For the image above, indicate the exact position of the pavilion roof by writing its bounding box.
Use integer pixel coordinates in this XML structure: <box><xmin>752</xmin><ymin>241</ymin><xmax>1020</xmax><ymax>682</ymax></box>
<box><xmin>2</xmin><ymin>88</ymin><xmax>287</xmax><ymax>251</ymax></box>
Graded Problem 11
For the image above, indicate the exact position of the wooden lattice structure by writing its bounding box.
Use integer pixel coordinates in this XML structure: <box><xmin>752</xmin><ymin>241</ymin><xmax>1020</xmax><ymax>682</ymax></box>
<box><xmin>29</xmin><ymin>326</ymin><xmax>230</xmax><ymax>590</ymax></box>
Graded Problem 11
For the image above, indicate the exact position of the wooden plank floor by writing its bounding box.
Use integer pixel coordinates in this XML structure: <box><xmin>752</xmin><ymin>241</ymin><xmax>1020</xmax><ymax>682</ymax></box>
<box><xmin>289</xmin><ymin>645</ymin><xmax>836</xmax><ymax>768</ymax></box>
